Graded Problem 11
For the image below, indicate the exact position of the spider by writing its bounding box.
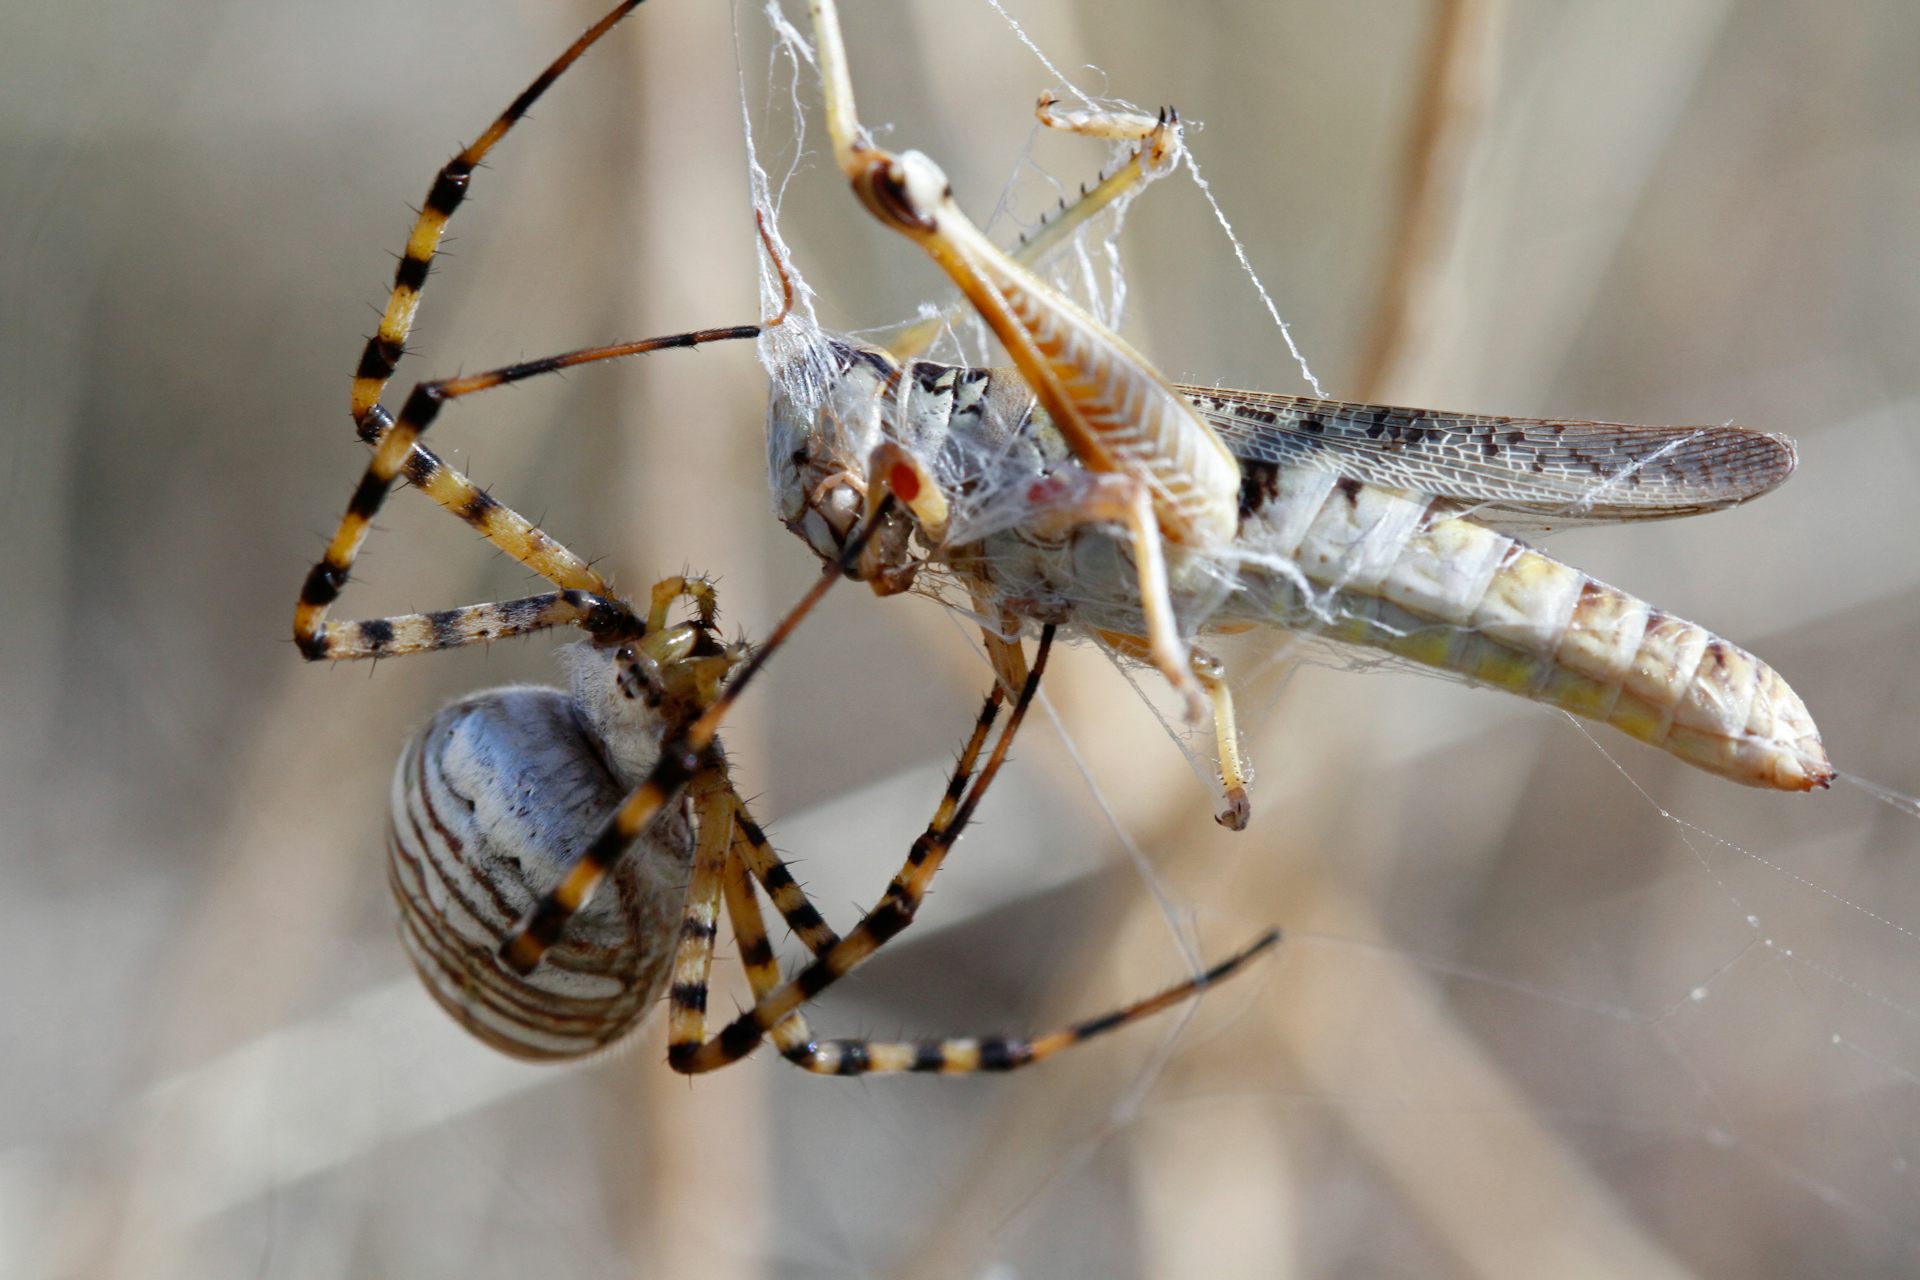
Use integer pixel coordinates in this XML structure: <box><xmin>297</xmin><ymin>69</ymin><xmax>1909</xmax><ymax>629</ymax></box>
<box><xmin>292</xmin><ymin>1</ymin><xmax>1278</xmax><ymax>1074</ymax></box>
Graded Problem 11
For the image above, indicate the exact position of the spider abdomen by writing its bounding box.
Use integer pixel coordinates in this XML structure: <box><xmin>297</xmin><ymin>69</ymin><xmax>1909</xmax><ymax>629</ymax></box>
<box><xmin>388</xmin><ymin>684</ymin><xmax>695</xmax><ymax>1060</ymax></box>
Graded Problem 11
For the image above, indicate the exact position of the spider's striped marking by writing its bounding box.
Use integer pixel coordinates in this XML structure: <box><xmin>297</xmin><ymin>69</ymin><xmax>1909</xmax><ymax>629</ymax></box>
<box><xmin>320</xmin><ymin>590</ymin><xmax>622</xmax><ymax>661</ymax></box>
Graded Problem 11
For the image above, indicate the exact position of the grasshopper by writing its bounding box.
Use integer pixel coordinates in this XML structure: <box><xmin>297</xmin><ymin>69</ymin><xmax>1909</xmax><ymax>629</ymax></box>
<box><xmin>762</xmin><ymin>0</ymin><xmax>1830</xmax><ymax>830</ymax></box>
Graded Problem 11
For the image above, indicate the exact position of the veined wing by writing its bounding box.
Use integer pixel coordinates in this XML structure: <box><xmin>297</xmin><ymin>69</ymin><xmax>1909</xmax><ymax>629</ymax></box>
<box><xmin>1181</xmin><ymin>386</ymin><xmax>1797</xmax><ymax>527</ymax></box>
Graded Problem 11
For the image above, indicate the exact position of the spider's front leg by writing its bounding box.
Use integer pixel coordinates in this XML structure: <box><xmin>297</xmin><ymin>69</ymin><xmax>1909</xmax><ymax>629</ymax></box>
<box><xmin>298</xmin><ymin>0</ymin><xmax>776</xmax><ymax>663</ymax></box>
<box><xmin>348</xmin><ymin>1</ymin><xmax>647</xmax><ymax>427</ymax></box>
<box><xmin>296</xmin><ymin>328</ymin><xmax>758</xmax><ymax>663</ymax></box>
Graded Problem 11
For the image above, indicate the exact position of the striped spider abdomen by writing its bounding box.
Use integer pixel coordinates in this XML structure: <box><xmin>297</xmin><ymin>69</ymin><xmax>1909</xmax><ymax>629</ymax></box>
<box><xmin>388</xmin><ymin>643</ymin><xmax>698</xmax><ymax>1061</ymax></box>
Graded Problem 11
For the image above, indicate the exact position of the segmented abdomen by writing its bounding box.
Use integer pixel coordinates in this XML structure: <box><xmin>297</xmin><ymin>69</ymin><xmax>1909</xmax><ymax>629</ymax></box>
<box><xmin>389</xmin><ymin>687</ymin><xmax>692</xmax><ymax>1059</ymax></box>
<box><xmin>1229</xmin><ymin>467</ymin><xmax>1831</xmax><ymax>790</ymax></box>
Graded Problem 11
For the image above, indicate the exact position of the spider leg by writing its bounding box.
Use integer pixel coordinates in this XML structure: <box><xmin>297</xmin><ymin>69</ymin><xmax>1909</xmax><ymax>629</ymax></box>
<box><xmin>350</xmin><ymin>0</ymin><xmax>646</xmax><ymax>427</ymax></box>
<box><xmin>712</xmin><ymin>818</ymin><xmax>1274</xmax><ymax>1077</ymax></box>
<box><xmin>296</xmin><ymin>327</ymin><xmax>757</xmax><ymax>661</ymax></box>
<box><xmin>731</xmin><ymin>660</ymin><xmax>1009</xmax><ymax>964</ymax></box>
<box><xmin>727</xmin><ymin>804</ymin><xmax>844</xmax><ymax>956</ymax></box>
<box><xmin>666</xmin><ymin>625</ymin><xmax>1055</xmax><ymax>1073</ymax></box>
<box><xmin>718</xmin><ymin>825</ymin><xmax>821</xmax><ymax>1059</ymax></box>
<box><xmin>662</xmin><ymin>768</ymin><xmax>747</xmax><ymax>1057</ymax></box>
<box><xmin>781</xmin><ymin>929</ymin><xmax>1279</xmax><ymax>1076</ymax></box>
<box><xmin>669</xmin><ymin>686</ymin><xmax>1011</xmax><ymax>1064</ymax></box>
<box><xmin>362</xmin><ymin>405</ymin><xmax>609</xmax><ymax>594</ymax></box>
<box><xmin>317</xmin><ymin>589</ymin><xmax>628</xmax><ymax>662</ymax></box>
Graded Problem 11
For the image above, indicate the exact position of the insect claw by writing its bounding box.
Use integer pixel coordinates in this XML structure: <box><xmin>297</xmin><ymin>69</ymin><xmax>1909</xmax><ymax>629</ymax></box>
<box><xmin>1215</xmin><ymin>786</ymin><xmax>1251</xmax><ymax>832</ymax></box>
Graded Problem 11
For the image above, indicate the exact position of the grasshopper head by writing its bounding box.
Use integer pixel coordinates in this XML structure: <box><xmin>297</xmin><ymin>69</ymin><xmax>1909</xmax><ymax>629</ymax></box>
<box><xmin>765</xmin><ymin>337</ymin><xmax>921</xmax><ymax>593</ymax></box>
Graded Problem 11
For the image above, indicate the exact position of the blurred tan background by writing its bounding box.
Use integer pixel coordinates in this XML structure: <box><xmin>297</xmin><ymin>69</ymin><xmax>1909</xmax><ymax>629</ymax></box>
<box><xmin>4</xmin><ymin>1</ymin><xmax>1920</xmax><ymax>1276</ymax></box>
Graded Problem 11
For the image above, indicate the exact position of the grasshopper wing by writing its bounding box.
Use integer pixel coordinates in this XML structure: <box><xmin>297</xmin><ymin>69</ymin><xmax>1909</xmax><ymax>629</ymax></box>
<box><xmin>1182</xmin><ymin>387</ymin><xmax>1797</xmax><ymax>530</ymax></box>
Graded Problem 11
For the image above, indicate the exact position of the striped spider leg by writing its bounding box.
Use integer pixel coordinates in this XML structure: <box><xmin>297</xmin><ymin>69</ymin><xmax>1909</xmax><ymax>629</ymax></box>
<box><xmin>663</xmin><ymin>625</ymin><xmax>1279</xmax><ymax>1076</ymax></box>
<box><xmin>293</xmin><ymin>0</ymin><xmax>758</xmax><ymax>667</ymax></box>
<box><xmin>718</xmin><ymin>818</ymin><xmax>1281</xmax><ymax>1077</ymax></box>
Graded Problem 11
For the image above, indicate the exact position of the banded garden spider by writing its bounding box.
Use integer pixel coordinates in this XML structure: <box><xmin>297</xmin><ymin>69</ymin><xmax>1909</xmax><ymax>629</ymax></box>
<box><xmin>293</xmin><ymin>0</ymin><xmax>1277</xmax><ymax>1074</ymax></box>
